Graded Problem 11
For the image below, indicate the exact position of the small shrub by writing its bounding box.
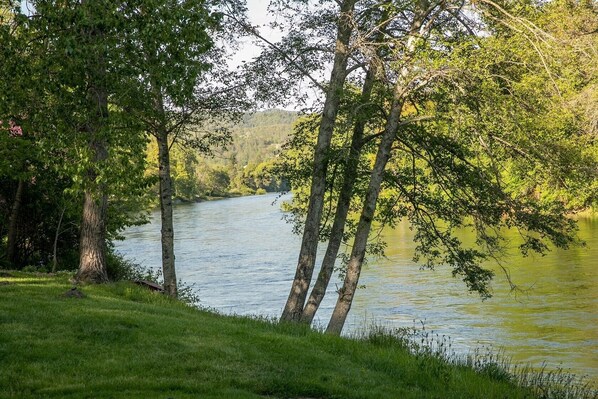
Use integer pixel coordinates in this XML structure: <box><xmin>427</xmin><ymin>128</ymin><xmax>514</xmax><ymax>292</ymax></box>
<box><xmin>106</xmin><ymin>251</ymin><xmax>201</xmax><ymax>307</ymax></box>
<box><xmin>177</xmin><ymin>279</ymin><xmax>201</xmax><ymax>306</ymax></box>
<box><xmin>22</xmin><ymin>264</ymin><xmax>50</xmax><ymax>273</ymax></box>
<box><xmin>51</xmin><ymin>248</ymin><xmax>81</xmax><ymax>272</ymax></box>
<box><xmin>106</xmin><ymin>251</ymin><xmax>160</xmax><ymax>283</ymax></box>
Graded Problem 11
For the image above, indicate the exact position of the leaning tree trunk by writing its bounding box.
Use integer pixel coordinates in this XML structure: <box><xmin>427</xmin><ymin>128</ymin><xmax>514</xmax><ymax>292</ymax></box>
<box><xmin>326</xmin><ymin>2</ymin><xmax>430</xmax><ymax>334</ymax></box>
<box><xmin>6</xmin><ymin>178</ymin><xmax>24</xmax><ymax>265</ymax></box>
<box><xmin>326</xmin><ymin>94</ymin><xmax>404</xmax><ymax>335</ymax></box>
<box><xmin>301</xmin><ymin>63</ymin><xmax>378</xmax><ymax>324</ymax></box>
<box><xmin>281</xmin><ymin>0</ymin><xmax>357</xmax><ymax>322</ymax></box>
<box><xmin>156</xmin><ymin>127</ymin><xmax>178</xmax><ymax>298</ymax></box>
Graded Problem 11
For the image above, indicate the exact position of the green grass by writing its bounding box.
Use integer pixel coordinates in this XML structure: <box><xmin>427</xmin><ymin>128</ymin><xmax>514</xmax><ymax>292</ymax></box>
<box><xmin>0</xmin><ymin>273</ymin><xmax>545</xmax><ymax>398</ymax></box>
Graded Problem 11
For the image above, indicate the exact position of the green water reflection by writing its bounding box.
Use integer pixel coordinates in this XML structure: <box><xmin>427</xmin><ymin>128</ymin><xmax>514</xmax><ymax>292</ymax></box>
<box><xmin>353</xmin><ymin>216</ymin><xmax>598</xmax><ymax>381</ymax></box>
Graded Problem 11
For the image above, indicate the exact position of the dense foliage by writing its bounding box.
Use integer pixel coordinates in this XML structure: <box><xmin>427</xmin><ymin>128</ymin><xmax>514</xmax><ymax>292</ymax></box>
<box><xmin>0</xmin><ymin>0</ymin><xmax>239</xmax><ymax>273</ymax></box>
<box><xmin>271</xmin><ymin>0</ymin><xmax>598</xmax><ymax>331</ymax></box>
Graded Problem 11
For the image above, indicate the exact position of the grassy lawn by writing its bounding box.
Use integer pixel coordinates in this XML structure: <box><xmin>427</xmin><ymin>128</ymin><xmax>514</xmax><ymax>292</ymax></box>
<box><xmin>0</xmin><ymin>273</ymin><xmax>539</xmax><ymax>398</ymax></box>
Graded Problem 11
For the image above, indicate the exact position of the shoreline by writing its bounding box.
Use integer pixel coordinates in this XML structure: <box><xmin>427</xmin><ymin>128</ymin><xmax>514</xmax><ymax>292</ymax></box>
<box><xmin>2</xmin><ymin>272</ymin><xmax>595</xmax><ymax>398</ymax></box>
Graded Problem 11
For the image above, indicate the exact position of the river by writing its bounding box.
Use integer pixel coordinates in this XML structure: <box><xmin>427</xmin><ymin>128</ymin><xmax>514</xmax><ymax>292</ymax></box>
<box><xmin>114</xmin><ymin>193</ymin><xmax>598</xmax><ymax>382</ymax></box>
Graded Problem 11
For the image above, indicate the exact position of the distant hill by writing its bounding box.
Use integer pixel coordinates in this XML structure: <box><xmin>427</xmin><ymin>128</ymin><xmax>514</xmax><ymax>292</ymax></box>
<box><xmin>173</xmin><ymin>109</ymin><xmax>299</xmax><ymax>198</ymax></box>
<box><xmin>210</xmin><ymin>109</ymin><xmax>298</xmax><ymax>168</ymax></box>
<box><xmin>145</xmin><ymin>109</ymin><xmax>299</xmax><ymax>201</ymax></box>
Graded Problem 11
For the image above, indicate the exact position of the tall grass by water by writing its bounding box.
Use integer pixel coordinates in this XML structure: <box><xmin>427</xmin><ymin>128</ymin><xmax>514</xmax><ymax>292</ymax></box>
<box><xmin>358</xmin><ymin>322</ymin><xmax>597</xmax><ymax>399</ymax></box>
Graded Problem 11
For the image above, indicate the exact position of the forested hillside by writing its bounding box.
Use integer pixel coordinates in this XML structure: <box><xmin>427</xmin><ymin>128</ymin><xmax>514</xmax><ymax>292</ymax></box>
<box><xmin>145</xmin><ymin>109</ymin><xmax>297</xmax><ymax>200</ymax></box>
<box><xmin>227</xmin><ymin>109</ymin><xmax>298</xmax><ymax>167</ymax></box>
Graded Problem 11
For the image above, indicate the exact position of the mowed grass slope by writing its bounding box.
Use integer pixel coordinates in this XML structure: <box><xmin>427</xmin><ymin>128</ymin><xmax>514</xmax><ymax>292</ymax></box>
<box><xmin>0</xmin><ymin>273</ymin><xmax>536</xmax><ymax>399</ymax></box>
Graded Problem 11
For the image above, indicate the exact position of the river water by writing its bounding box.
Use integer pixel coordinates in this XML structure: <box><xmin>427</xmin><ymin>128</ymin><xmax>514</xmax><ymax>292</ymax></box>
<box><xmin>115</xmin><ymin>193</ymin><xmax>598</xmax><ymax>382</ymax></box>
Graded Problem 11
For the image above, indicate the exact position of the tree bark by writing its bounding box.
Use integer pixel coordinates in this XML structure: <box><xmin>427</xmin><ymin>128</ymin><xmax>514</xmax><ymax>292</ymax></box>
<box><xmin>77</xmin><ymin>185</ymin><xmax>109</xmax><ymax>283</ymax></box>
<box><xmin>326</xmin><ymin>93</ymin><xmax>404</xmax><ymax>335</ymax></box>
<box><xmin>156</xmin><ymin>128</ymin><xmax>178</xmax><ymax>298</ymax></box>
<box><xmin>301</xmin><ymin>63</ymin><xmax>378</xmax><ymax>324</ymax></box>
<box><xmin>76</xmin><ymin>2</ymin><xmax>110</xmax><ymax>283</ymax></box>
<box><xmin>326</xmin><ymin>3</ymin><xmax>430</xmax><ymax>334</ymax></box>
<box><xmin>147</xmin><ymin>66</ymin><xmax>179</xmax><ymax>298</ymax></box>
<box><xmin>6</xmin><ymin>179</ymin><xmax>24</xmax><ymax>265</ymax></box>
<box><xmin>281</xmin><ymin>0</ymin><xmax>357</xmax><ymax>322</ymax></box>
<box><xmin>77</xmin><ymin>122</ymin><xmax>109</xmax><ymax>283</ymax></box>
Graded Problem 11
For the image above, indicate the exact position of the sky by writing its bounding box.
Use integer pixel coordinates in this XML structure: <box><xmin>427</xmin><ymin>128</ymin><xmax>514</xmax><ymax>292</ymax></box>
<box><xmin>229</xmin><ymin>0</ymin><xmax>323</xmax><ymax>110</ymax></box>
<box><xmin>229</xmin><ymin>0</ymin><xmax>285</xmax><ymax>70</ymax></box>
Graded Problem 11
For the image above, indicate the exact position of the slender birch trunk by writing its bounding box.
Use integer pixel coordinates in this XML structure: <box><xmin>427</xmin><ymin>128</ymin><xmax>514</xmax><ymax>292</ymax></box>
<box><xmin>281</xmin><ymin>0</ymin><xmax>357</xmax><ymax>322</ymax></box>
<box><xmin>156</xmin><ymin>125</ymin><xmax>178</xmax><ymax>297</ymax></box>
<box><xmin>143</xmin><ymin>27</ymin><xmax>179</xmax><ymax>297</ymax></box>
<box><xmin>326</xmin><ymin>3</ymin><xmax>431</xmax><ymax>334</ymax></box>
<box><xmin>52</xmin><ymin>206</ymin><xmax>66</xmax><ymax>273</ymax></box>
<box><xmin>300</xmin><ymin>63</ymin><xmax>378</xmax><ymax>324</ymax></box>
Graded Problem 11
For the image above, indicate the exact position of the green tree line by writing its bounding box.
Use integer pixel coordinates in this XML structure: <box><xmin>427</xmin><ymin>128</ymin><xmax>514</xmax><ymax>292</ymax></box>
<box><xmin>144</xmin><ymin>109</ymin><xmax>297</xmax><ymax>201</ymax></box>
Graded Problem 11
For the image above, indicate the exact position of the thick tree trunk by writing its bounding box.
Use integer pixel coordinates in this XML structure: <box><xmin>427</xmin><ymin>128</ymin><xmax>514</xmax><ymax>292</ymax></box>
<box><xmin>156</xmin><ymin>129</ymin><xmax>178</xmax><ymax>298</ymax></box>
<box><xmin>76</xmin><ymin>3</ymin><xmax>110</xmax><ymax>284</ymax></box>
<box><xmin>281</xmin><ymin>0</ymin><xmax>357</xmax><ymax>322</ymax></box>
<box><xmin>301</xmin><ymin>64</ymin><xmax>378</xmax><ymax>324</ymax></box>
<box><xmin>77</xmin><ymin>126</ymin><xmax>109</xmax><ymax>283</ymax></box>
<box><xmin>77</xmin><ymin>186</ymin><xmax>109</xmax><ymax>283</ymax></box>
<box><xmin>6</xmin><ymin>179</ymin><xmax>24</xmax><ymax>265</ymax></box>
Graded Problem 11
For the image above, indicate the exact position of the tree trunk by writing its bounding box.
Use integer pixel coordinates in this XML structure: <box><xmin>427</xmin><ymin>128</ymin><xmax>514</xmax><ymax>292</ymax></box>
<box><xmin>52</xmin><ymin>206</ymin><xmax>66</xmax><ymax>273</ymax></box>
<box><xmin>7</xmin><ymin>179</ymin><xmax>24</xmax><ymax>265</ymax></box>
<box><xmin>147</xmin><ymin>69</ymin><xmax>179</xmax><ymax>298</ymax></box>
<box><xmin>77</xmin><ymin>186</ymin><xmax>109</xmax><ymax>283</ymax></box>
<box><xmin>156</xmin><ymin>129</ymin><xmax>178</xmax><ymax>298</ymax></box>
<box><xmin>281</xmin><ymin>0</ymin><xmax>357</xmax><ymax>322</ymax></box>
<box><xmin>301</xmin><ymin>63</ymin><xmax>378</xmax><ymax>324</ymax></box>
<box><xmin>76</xmin><ymin>3</ymin><xmax>110</xmax><ymax>283</ymax></box>
<box><xmin>326</xmin><ymin>4</ymin><xmax>430</xmax><ymax>334</ymax></box>
<box><xmin>326</xmin><ymin>94</ymin><xmax>403</xmax><ymax>335</ymax></box>
<box><xmin>77</xmin><ymin>127</ymin><xmax>109</xmax><ymax>283</ymax></box>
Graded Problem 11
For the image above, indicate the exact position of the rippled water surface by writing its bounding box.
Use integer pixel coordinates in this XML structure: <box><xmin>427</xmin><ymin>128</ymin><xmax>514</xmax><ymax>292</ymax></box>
<box><xmin>115</xmin><ymin>193</ymin><xmax>598</xmax><ymax>381</ymax></box>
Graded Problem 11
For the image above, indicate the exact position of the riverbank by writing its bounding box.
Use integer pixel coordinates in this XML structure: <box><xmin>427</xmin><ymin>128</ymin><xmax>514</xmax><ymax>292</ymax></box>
<box><xmin>0</xmin><ymin>272</ymin><xmax>557</xmax><ymax>399</ymax></box>
<box><xmin>115</xmin><ymin>193</ymin><xmax>598</xmax><ymax>383</ymax></box>
<box><xmin>3</xmin><ymin>272</ymin><xmax>596</xmax><ymax>398</ymax></box>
